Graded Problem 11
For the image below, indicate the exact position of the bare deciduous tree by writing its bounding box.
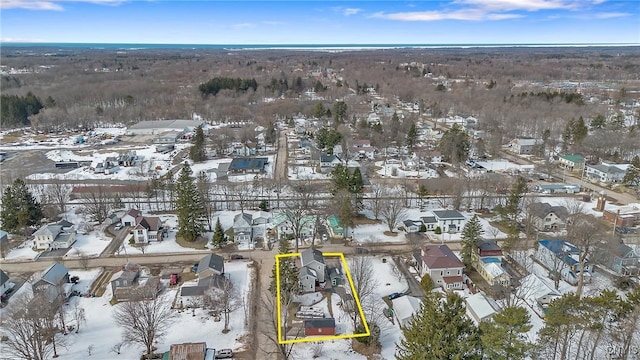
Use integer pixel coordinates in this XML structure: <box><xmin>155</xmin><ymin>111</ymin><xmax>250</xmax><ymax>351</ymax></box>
<box><xmin>204</xmin><ymin>277</ymin><xmax>242</xmax><ymax>333</ymax></box>
<box><xmin>80</xmin><ymin>185</ymin><xmax>113</xmax><ymax>223</ymax></box>
<box><xmin>345</xmin><ymin>255</ymin><xmax>379</xmax><ymax>329</ymax></box>
<box><xmin>112</xmin><ymin>292</ymin><xmax>177</xmax><ymax>358</ymax></box>
<box><xmin>380</xmin><ymin>189</ymin><xmax>407</xmax><ymax>233</ymax></box>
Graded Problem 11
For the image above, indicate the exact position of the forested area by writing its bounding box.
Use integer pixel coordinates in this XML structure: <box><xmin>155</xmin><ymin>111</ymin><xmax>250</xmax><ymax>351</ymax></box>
<box><xmin>1</xmin><ymin>46</ymin><xmax>639</xmax><ymax>161</ymax></box>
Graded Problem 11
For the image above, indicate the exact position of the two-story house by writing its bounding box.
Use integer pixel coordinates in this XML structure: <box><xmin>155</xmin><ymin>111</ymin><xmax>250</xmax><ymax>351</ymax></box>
<box><xmin>272</xmin><ymin>213</ymin><xmax>317</xmax><ymax>241</ymax></box>
<box><xmin>110</xmin><ymin>263</ymin><xmax>161</xmax><ymax>302</ymax></box>
<box><xmin>585</xmin><ymin>162</ymin><xmax>628</xmax><ymax>183</ymax></box>
<box><xmin>319</xmin><ymin>153</ymin><xmax>342</xmax><ymax>170</ymax></box>
<box><xmin>233</xmin><ymin>212</ymin><xmax>253</xmax><ymax>243</ymax></box>
<box><xmin>535</xmin><ymin>239</ymin><xmax>593</xmax><ymax>285</ymax></box>
<box><xmin>31</xmin><ymin>262</ymin><xmax>70</xmax><ymax>303</ymax></box>
<box><xmin>418</xmin><ymin>245</ymin><xmax>464</xmax><ymax>290</ymax></box>
<box><xmin>299</xmin><ymin>248</ymin><xmax>326</xmax><ymax>292</ymax></box>
<box><xmin>558</xmin><ymin>154</ymin><xmax>584</xmax><ymax>172</ymax></box>
<box><xmin>527</xmin><ymin>203</ymin><xmax>570</xmax><ymax>232</ymax></box>
<box><xmin>509</xmin><ymin>138</ymin><xmax>540</xmax><ymax>155</ymax></box>
<box><xmin>432</xmin><ymin>210</ymin><xmax>467</xmax><ymax>233</ymax></box>
<box><xmin>349</xmin><ymin>139</ymin><xmax>375</xmax><ymax>160</ymax></box>
<box><xmin>122</xmin><ymin>209</ymin><xmax>164</xmax><ymax>243</ymax></box>
<box><xmin>597</xmin><ymin>243</ymin><xmax>639</xmax><ymax>276</ymax></box>
<box><xmin>472</xmin><ymin>240</ymin><xmax>510</xmax><ymax>287</ymax></box>
<box><xmin>33</xmin><ymin>221</ymin><xmax>77</xmax><ymax>250</ymax></box>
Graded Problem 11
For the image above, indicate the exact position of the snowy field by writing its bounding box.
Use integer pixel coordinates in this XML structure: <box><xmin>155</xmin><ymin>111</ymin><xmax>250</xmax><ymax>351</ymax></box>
<box><xmin>375</xmin><ymin>160</ymin><xmax>439</xmax><ymax>179</ymax></box>
<box><xmin>47</xmin><ymin>262</ymin><xmax>252</xmax><ymax>360</ymax></box>
<box><xmin>288</xmin><ymin>166</ymin><xmax>332</xmax><ymax>180</ymax></box>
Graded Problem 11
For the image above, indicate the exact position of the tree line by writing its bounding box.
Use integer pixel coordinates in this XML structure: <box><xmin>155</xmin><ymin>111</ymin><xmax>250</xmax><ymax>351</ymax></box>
<box><xmin>199</xmin><ymin>76</ymin><xmax>258</xmax><ymax>96</ymax></box>
<box><xmin>0</xmin><ymin>92</ymin><xmax>44</xmax><ymax>127</ymax></box>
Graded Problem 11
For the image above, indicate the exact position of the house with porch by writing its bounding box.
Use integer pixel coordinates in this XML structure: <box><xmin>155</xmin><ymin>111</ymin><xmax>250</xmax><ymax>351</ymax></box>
<box><xmin>179</xmin><ymin>274</ymin><xmax>231</xmax><ymax>308</ymax></box>
<box><xmin>472</xmin><ymin>240</ymin><xmax>510</xmax><ymax>287</ymax></box>
<box><xmin>417</xmin><ymin>244</ymin><xmax>464</xmax><ymax>290</ymax></box>
<box><xmin>121</xmin><ymin>209</ymin><xmax>164</xmax><ymax>243</ymax></box>
<box><xmin>527</xmin><ymin>203</ymin><xmax>570</xmax><ymax>232</ymax></box>
<box><xmin>233</xmin><ymin>212</ymin><xmax>253</xmax><ymax>243</ymax></box>
<box><xmin>31</xmin><ymin>263</ymin><xmax>70</xmax><ymax>303</ymax></box>
<box><xmin>597</xmin><ymin>243</ymin><xmax>640</xmax><ymax>276</ymax></box>
<box><xmin>585</xmin><ymin>162</ymin><xmax>628</xmax><ymax>183</ymax></box>
<box><xmin>298</xmin><ymin>248</ymin><xmax>326</xmax><ymax>292</ymax></box>
<box><xmin>432</xmin><ymin>210</ymin><xmax>467</xmax><ymax>233</ymax></box>
<box><xmin>110</xmin><ymin>263</ymin><xmax>162</xmax><ymax>302</ymax></box>
<box><xmin>272</xmin><ymin>213</ymin><xmax>316</xmax><ymax>241</ymax></box>
<box><xmin>558</xmin><ymin>154</ymin><xmax>584</xmax><ymax>172</ymax></box>
<box><xmin>33</xmin><ymin>221</ymin><xmax>77</xmax><ymax>250</ymax></box>
<box><xmin>535</xmin><ymin>239</ymin><xmax>593</xmax><ymax>286</ymax></box>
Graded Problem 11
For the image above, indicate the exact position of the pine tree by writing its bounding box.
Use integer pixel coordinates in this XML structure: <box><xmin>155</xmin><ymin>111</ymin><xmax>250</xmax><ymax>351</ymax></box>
<box><xmin>398</xmin><ymin>292</ymin><xmax>481</xmax><ymax>360</ymax></box>
<box><xmin>480</xmin><ymin>306</ymin><xmax>533</xmax><ymax>360</ymax></box>
<box><xmin>572</xmin><ymin>116</ymin><xmax>588</xmax><ymax>144</ymax></box>
<box><xmin>438</xmin><ymin>124</ymin><xmax>470</xmax><ymax>164</ymax></box>
<box><xmin>349</xmin><ymin>167</ymin><xmax>364</xmax><ymax>210</ymax></box>
<box><xmin>269</xmin><ymin>239</ymin><xmax>300</xmax><ymax>305</ymax></box>
<box><xmin>0</xmin><ymin>178</ymin><xmax>43</xmax><ymax>234</ymax></box>
<box><xmin>189</xmin><ymin>125</ymin><xmax>206</xmax><ymax>162</ymax></box>
<box><xmin>175</xmin><ymin>163</ymin><xmax>204</xmax><ymax>242</ymax></box>
<box><xmin>461</xmin><ymin>215</ymin><xmax>483</xmax><ymax>270</ymax></box>
<box><xmin>623</xmin><ymin>155</ymin><xmax>640</xmax><ymax>187</ymax></box>
<box><xmin>406</xmin><ymin>122</ymin><xmax>418</xmax><ymax>150</ymax></box>
<box><xmin>211</xmin><ymin>218</ymin><xmax>225</xmax><ymax>248</ymax></box>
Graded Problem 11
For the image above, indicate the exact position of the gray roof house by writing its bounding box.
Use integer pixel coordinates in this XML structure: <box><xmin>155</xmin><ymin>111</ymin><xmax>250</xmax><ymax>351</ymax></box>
<box><xmin>598</xmin><ymin>243</ymin><xmax>640</xmax><ymax>276</ymax></box>
<box><xmin>33</xmin><ymin>221</ymin><xmax>77</xmax><ymax>250</ymax></box>
<box><xmin>527</xmin><ymin>203</ymin><xmax>569</xmax><ymax>232</ymax></box>
<box><xmin>31</xmin><ymin>263</ymin><xmax>70</xmax><ymax>303</ymax></box>
<box><xmin>0</xmin><ymin>269</ymin><xmax>11</xmax><ymax>296</ymax></box>
<box><xmin>179</xmin><ymin>274</ymin><xmax>231</xmax><ymax>308</ymax></box>
<box><xmin>197</xmin><ymin>253</ymin><xmax>225</xmax><ymax>278</ymax></box>
<box><xmin>233</xmin><ymin>212</ymin><xmax>253</xmax><ymax>243</ymax></box>
<box><xmin>110</xmin><ymin>263</ymin><xmax>162</xmax><ymax>302</ymax></box>
<box><xmin>432</xmin><ymin>210</ymin><xmax>467</xmax><ymax>233</ymax></box>
<box><xmin>300</xmin><ymin>247</ymin><xmax>326</xmax><ymax>285</ymax></box>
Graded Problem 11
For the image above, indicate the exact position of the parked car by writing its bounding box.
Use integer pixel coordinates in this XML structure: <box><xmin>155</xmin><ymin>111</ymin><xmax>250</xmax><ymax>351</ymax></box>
<box><xmin>230</xmin><ymin>254</ymin><xmax>244</xmax><ymax>260</ymax></box>
<box><xmin>388</xmin><ymin>292</ymin><xmax>404</xmax><ymax>300</ymax></box>
<box><xmin>169</xmin><ymin>274</ymin><xmax>178</xmax><ymax>286</ymax></box>
<box><xmin>322</xmin><ymin>233</ymin><xmax>328</xmax><ymax>241</ymax></box>
<box><xmin>215</xmin><ymin>348</ymin><xmax>233</xmax><ymax>359</ymax></box>
<box><xmin>191</xmin><ymin>263</ymin><xmax>199</xmax><ymax>273</ymax></box>
<box><xmin>114</xmin><ymin>224</ymin><xmax>123</xmax><ymax>231</ymax></box>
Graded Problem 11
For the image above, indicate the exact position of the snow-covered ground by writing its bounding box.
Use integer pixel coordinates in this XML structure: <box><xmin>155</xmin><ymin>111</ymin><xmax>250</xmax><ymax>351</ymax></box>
<box><xmin>288</xmin><ymin>166</ymin><xmax>332</xmax><ymax>180</ymax></box>
<box><xmin>42</xmin><ymin>261</ymin><xmax>253</xmax><ymax>359</ymax></box>
<box><xmin>375</xmin><ymin>160</ymin><xmax>439</xmax><ymax>179</ymax></box>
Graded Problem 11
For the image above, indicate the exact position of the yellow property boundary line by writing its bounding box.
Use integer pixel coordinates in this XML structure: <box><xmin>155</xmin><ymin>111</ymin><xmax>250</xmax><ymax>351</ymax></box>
<box><xmin>275</xmin><ymin>252</ymin><xmax>371</xmax><ymax>344</ymax></box>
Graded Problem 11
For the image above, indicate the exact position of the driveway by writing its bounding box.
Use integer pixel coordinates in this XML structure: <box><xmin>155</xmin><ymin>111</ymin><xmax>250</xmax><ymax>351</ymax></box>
<box><xmin>393</xmin><ymin>256</ymin><xmax>424</xmax><ymax>298</ymax></box>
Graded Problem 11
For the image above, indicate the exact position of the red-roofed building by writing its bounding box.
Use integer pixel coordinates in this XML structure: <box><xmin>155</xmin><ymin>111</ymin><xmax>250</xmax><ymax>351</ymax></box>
<box><xmin>418</xmin><ymin>245</ymin><xmax>464</xmax><ymax>290</ymax></box>
<box><xmin>121</xmin><ymin>209</ymin><xmax>164</xmax><ymax>243</ymax></box>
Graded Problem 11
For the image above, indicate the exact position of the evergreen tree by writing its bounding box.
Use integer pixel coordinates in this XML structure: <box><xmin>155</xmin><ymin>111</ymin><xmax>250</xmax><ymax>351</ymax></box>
<box><xmin>0</xmin><ymin>178</ymin><xmax>43</xmax><ymax>234</ymax></box>
<box><xmin>269</xmin><ymin>239</ymin><xmax>300</xmax><ymax>305</ymax></box>
<box><xmin>211</xmin><ymin>218</ymin><xmax>225</xmax><ymax>248</ymax></box>
<box><xmin>332</xmin><ymin>101</ymin><xmax>348</xmax><ymax>124</ymax></box>
<box><xmin>500</xmin><ymin>176</ymin><xmax>527</xmax><ymax>250</ymax></box>
<box><xmin>331</xmin><ymin>164</ymin><xmax>351</xmax><ymax>194</ymax></box>
<box><xmin>349</xmin><ymin>167</ymin><xmax>364</xmax><ymax>210</ymax></box>
<box><xmin>189</xmin><ymin>125</ymin><xmax>206</xmax><ymax>162</ymax></box>
<box><xmin>312</xmin><ymin>102</ymin><xmax>325</xmax><ymax>119</ymax></box>
<box><xmin>590</xmin><ymin>114</ymin><xmax>606</xmax><ymax>130</ymax></box>
<box><xmin>460</xmin><ymin>215</ymin><xmax>483</xmax><ymax>270</ymax></box>
<box><xmin>175</xmin><ymin>163</ymin><xmax>204</xmax><ymax>242</ymax></box>
<box><xmin>572</xmin><ymin>116</ymin><xmax>588</xmax><ymax>144</ymax></box>
<box><xmin>390</xmin><ymin>112</ymin><xmax>400</xmax><ymax>139</ymax></box>
<box><xmin>438</xmin><ymin>124</ymin><xmax>470</xmax><ymax>164</ymax></box>
<box><xmin>406</xmin><ymin>122</ymin><xmax>418</xmax><ymax>150</ymax></box>
<box><xmin>480</xmin><ymin>306</ymin><xmax>533</xmax><ymax>360</ymax></box>
<box><xmin>398</xmin><ymin>292</ymin><xmax>481</xmax><ymax>360</ymax></box>
<box><xmin>623</xmin><ymin>155</ymin><xmax>640</xmax><ymax>187</ymax></box>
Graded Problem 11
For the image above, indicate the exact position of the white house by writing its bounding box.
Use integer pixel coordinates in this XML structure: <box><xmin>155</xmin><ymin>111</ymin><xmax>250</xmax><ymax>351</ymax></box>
<box><xmin>233</xmin><ymin>212</ymin><xmax>253</xmax><ymax>243</ymax></box>
<box><xmin>432</xmin><ymin>210</ymin><xmax>467</xmax><ymax>233</ymax></box>
<box><xmin>320</xmin><ymin>153</ymin><xmax>341</xmax><ymax>169</ymax></box>
<box><xmin>535</xmin><ymin>239</ymin><xmax>593</xmax><ymax>285</ymax></box>
<box><xmin>417</xmin><ymin>245</ymin><xmax>464</xmax><ymax>290</ymax></box>
<box><xmin>518</xmin><ymin>274</ymin><xmax>561</xmax><ymax>318</ymax></box>
<box><xmin>132</xmin><ymin>216</ymin><xmax>164</xmax><ymax>243</ymax></box>
<box><xmin>527</xmin><ymin>203</ymin><xmax>569</xmax><ymax>232</ymax></box>
<box><xmin>392</xmin><ymin>295</ymin><xmax>422</xmax><ymax>328</ymax></box>
<box><xmin>585</xmin><ymin>162</ymin><xmax>628</xmax><ymax>183</ymax></box>
<box><xmin>403</xmin><ymin>220</ymin><xmax>422</xmax><ymax>233</ymax></box>
<box><xmin>33</xmin><ymin>221</ymin><xmax>76</xmax><ymax>250</ymax></box>
<box><xmin>509</xmin><ymin>138</ymin><xmax>540</xmax><ymax>155</ymax></box>
<box><xmin>272</xmin><ymin>212</ymin><xmax>316</xmax><ymax>241</ymax></box>
<box><xmin>121</xmin><ymin>208</ymin><xmax>141</xmax><ymax>227</ymax></box>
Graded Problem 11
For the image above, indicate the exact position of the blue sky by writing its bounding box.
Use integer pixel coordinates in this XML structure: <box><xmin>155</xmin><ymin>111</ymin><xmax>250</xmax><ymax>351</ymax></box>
<box><xmin>1</xmin><ymin>0</ymin><xmax>639</xmax><ymax>44</ymax></box>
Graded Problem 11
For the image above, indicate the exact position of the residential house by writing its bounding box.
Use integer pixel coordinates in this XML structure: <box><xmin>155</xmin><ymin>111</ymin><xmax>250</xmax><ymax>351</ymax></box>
<box><xmin>366</xmin><ymin>113</ymin><xmax>381</xmax><ymax>125</ymax></box>
<box><xmin>33</xmin><ymin>221</ymin><xmax>76</xmax><ymax>250</ymax></box>
<box><xmin>472</xmin><ymin>240</ymin><xmax>510</xmax><ymax>287</ymax></box>
<box><xmin>196</xmin><ymin>253</ymin><xmax>225</xmax><ymax>278</ymax></box>
<box><xmin>535</xmin><ymin>239</ymin><xmax>593</xmax><ymax>285</ymax></box>
<box><xmin>31</xmin><ymin>263</ymin><xmax>70</xmax><ymax>303</ymax></box>
<box><xmin>233</xmin><ymin>212</ymin><xmax>253</xmax><ymax>243</ymax></box>
<box><xmin>272</xmin><ymin>213</ymin><xmax>316</xmax><ymax>241</ymax></box>
<box><xmin>179</xmin><ymin>274</ymin><xmax>231</xmax><ymax>308</ymax></box>
<box><xmin>103</xmin><ymin>213</ymin><xmax>120</xmax><ymax>226</ymax></box>
<box><xmin>228</xmin><ymin>157</ymin><xmax>268</xmax><ymax>174</ymax></box>
<box><xmin>350</xmin><ymin>139</ymin><xmax>375</xmax><ymax>160</ymax></box>
<box><xmin>519</xmin><ymin>274</ymin><xmax>561</xmax><ymax>317</ymax></box>
<box><xmin>432</xmin><ymin>210</ymin><xmax>467</xmax><ymax>233</ymax></box>
<box><xmin>299</xmin><ymin>248</ymin><xmax>326</xmax><ymax>292</ymax></box>
<box><xmin>167</xmin><ymin>342</ymin><xmax>212</xmax><ymax>360</ymax></box>
<box><xmin>110</xmin><ymin>263</ymin><xmax>162</xmax><ymax>302</ymax></box>
<box><xmin>598</xmin><ymin>243</ymin><xmax>640</xmax><ymax>276</ymax></box>
<box><xmin>319</xmin><ymin>153</ymin><xmax>342</xmax><ymax>170</ymax></box>
<box><xmin>1</xmin><ymin>269</ymin><xmax>12</xmax><ymax>297</ymax></box>
<box><xmin>252</xmin><ymin>211</ymin><xmax>272</xmax><ymax>225</ymax></box>
<box><xmin>585</xmin><ymin>162</ymin><xmax>628</xmax><ymax>183</ymax></box>
<box><xmin>420</xmin><ymin>216</ymin><xmax>437</xmax><ymax>231</ymax></box>
<box><xmin>509</xmin><ymin>138</ymin><xmax>540</xmax><ymax>155</ymax></box>
<box><xmin>234</xmin><ymin>142</ymin><xmax>257</xmax><ymax>156</ymax></box>
<box><xmin>418</xmin><ymin>245</ymin><xmax>464</xmax><ymax>290</ymax></box>
<box><xmin>558</xmin><ymin>154</ymin><xmax>584</xmax><ymax>171</ymax></box>
<box><xmin>403</xmin><ymin>220</ymin><xmax>422</xmax><ymax>233</ymax></box>
<box><xmin>465</xmin><ymin>292</ymin><xmax>502</xmax><ymax>325</ymax></box>
<box><xmin>527</xmin><ymin>203</ymin><xmax>570</xmax><ymax>232</ymax></box>
<box><xmin>392</xmin><ymin>295</ymin><xmax>422</xmax><ymax>328</ymax></box>
<box><xmin>304</xmin><ymin>318</ymin><xmax>336</xmax><ymax>336</ymax></box>
<box><xmin>327</xmin><ymin>215</ymin><xmax>344</xmax><ymax>238</ymax></box>
<box><xmin>121</xmin><ymin>209</ymin><xmax>141</xmax><ymax>227</ymax></box>
<box><xmin>132</xmin><ymin>216</ymin><xmax>164</xmax><ymax>243</ymax></box>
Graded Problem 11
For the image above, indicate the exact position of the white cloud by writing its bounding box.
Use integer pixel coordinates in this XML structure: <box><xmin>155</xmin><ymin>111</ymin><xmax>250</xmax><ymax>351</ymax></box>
<box><xmin>230</xmin><ymin>23</ymin><xmax>256</xmax><ymax>30</ymax></box>
<box><xmin>593</xmin><ymin>12</ymin><xmax>631</xmax><ymax>19</ymax></box>
<box><xmin>373</xmin><ymin>0</ymin><xmax>612</xmax><ymax>22</ymax></box>
<box><xmin>343</xmin><ymin>8</ymin><xmax>362</xmax><ymax>16</ymax></box>
<box><xmin>1</xmin><ymin>0</ymin><xmax>123</xmax><ymax>10</ymax></box>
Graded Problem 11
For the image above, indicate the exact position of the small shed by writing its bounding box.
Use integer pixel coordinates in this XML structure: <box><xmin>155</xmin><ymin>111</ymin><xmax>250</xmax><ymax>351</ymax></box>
<box><xmin>304</xmin><ymin>318</ymin><xmax>336</xmax><ymax>336</ymax></box>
